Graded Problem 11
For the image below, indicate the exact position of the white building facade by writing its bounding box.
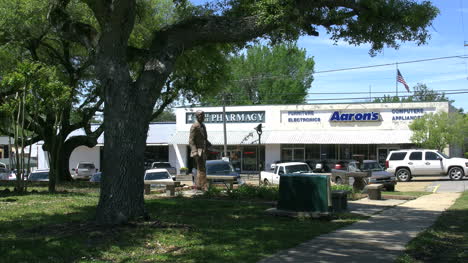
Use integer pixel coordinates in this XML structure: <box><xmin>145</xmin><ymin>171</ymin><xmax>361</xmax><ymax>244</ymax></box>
<box><xmin>35</xmin><ymin>101</ymin><xmax>457</xmax><ymax>174</ymax></box>
<box><xmin>169</xmin><ymin>101</ymin><xmax>453</xmax><ymax>173</ymax></box>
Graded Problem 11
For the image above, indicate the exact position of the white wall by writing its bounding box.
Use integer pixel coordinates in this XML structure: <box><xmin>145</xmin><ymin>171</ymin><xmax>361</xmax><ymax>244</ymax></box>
<box><xmin>170</xmin><ymin>144</ymin><xmax>187</xmax><ymax>173</ymax></box>
<box><xmin>69</xmin><ymin>146</ymin><xmax>100</xmax><ymax>173</ymax></box>
<box><xmin>175</xmin><ymin>102</ymin><xmax>449</xmax><ymax>133</ymax></box>
<box><xmin>265</xmin><ymin>144</ymin><xmax>281</xmax><ymax>171</ymax></box>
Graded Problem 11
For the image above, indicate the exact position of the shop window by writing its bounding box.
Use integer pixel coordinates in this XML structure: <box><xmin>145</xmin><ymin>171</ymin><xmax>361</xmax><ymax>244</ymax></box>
<box><xmin>305</xmin><ymin>145</ymin><xmax>320</xmax><ymax>160</ymax></box>
<box><xmin>281</xmin><ymin>144</ymin><xmax>304</xmax><ymax>161</ymax></box>
<box><xmin>321</xmin><ymin>144</ymin><xmax>336</xmax><ymax>160</ymax></box>
<box><xmin>144</xmin><ymin>145</ymin><xmax>169</xmax><ymax>168</ymax></box>
<box><xmin>353</xmin><ymin>144</ymin><xmax>368</xmax><ymax>159</ymax></box>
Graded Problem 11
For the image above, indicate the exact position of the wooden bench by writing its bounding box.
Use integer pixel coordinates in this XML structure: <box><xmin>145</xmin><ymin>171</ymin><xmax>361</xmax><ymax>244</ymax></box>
<box><xmin>364</xmin><ymin>184</ymin><xmax>384</xmax><ymax>200</ymax></box>
<box><xmin>144</xmin><ymin>181</ymin><xmax>181</xmax><ymax>196</ymax></box>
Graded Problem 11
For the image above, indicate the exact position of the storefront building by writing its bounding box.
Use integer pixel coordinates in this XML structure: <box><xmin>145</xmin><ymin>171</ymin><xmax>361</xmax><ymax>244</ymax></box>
<box><xmin>169</xmin><ymin>101</ymin><xmax>453</xmax><ymax>173</ymax></box>
<box><xmin>37</xmin><ymin>123</ymin><xmax>177</xmax><ymax>172</ymax></box>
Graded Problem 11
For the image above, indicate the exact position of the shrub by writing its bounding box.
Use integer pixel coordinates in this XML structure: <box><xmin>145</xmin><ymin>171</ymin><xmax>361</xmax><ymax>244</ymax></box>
<box><xmin>227</xmin><ymin>184</ymin><xmax>279</xmax><ymax>200</ymax></box>
<box><xmin>201</xmin><ymin>185</ymin><xmax>222</xmax><ymax>198</ymax></box>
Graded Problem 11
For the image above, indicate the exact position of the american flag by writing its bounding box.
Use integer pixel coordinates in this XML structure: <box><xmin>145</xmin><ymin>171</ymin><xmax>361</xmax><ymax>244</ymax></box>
<box><xmin>397</xmin><ymin>69</ymin><xmax>410</xmax><ymax>92</ymax></box>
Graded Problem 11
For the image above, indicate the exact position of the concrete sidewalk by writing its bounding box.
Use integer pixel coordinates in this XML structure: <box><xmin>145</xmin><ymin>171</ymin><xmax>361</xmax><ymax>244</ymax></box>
<box><xmin>258</xmin><ymin>193</ymin><xmax>460</xmax><ymax>263</ymax></box>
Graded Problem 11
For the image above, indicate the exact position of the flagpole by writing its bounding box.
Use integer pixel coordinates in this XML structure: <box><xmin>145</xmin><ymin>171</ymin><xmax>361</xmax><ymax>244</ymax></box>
<box><xmin>395</xmin><ymin>62</ymin><xmax>398</xmax><ymax>97</ymax></box>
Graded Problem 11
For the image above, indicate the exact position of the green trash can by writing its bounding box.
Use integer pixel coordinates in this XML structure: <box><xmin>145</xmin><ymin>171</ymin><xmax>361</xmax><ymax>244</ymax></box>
<box><xmin>277</xmin><ymin>174</ymin><xmax>331</xmax><ymax>213</ymax></box>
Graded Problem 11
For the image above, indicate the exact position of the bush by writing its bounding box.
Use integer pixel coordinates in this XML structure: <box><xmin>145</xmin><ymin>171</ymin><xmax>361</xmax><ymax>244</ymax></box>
<box><xmin>227</xmin><ymin>184</ymin><xmax>279</xmax><ymax>200</ymax></box>
<box><xmin>465</xmin><ymin>152</ymin><xmax>468</xmax><ymax>159</ymax></box>
<box><xmin>201</xmin><ymin>185</ymin><xmax>223</xmax><ymax>198</ymax></box>
<box><xmin>331</xmin><ymin>184</ymin><xmax>353</xmax><ymax>192</ymax></box>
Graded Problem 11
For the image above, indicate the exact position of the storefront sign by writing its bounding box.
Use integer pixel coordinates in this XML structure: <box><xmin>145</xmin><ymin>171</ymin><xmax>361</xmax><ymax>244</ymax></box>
<box><xmin>186</xmin><ymin>111</ymin><xmax>265</xmax><ymax>123</ymax></box>
<box><xmin>329</xmin><ymin>111</ymin><xmax>381</xmax><ymax>122</ymax></box>
<box><xmin>287</xmin><ymin>111</ymin><xmax>321</xmax><ymax>122</ymax></box>
<box><xmin>391</xmin><ymin>108</ymin><xmax>424</xmax><ymax>121</ymax></box>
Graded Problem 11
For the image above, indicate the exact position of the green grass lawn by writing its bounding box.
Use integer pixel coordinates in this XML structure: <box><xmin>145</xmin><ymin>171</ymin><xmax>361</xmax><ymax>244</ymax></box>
<box><xmin>382</xmin><ymin>191</ymin><xmax>431</xmax><ymax>198</ymax></box>
<box><xmin>396</xmin><ymin>191</ymin><xmax>468</xmax><ymax>263</ymax></box>
<box><xmin>0</xmin><ymin>186</ymin><xmax>365</xmax><ymax>263</ymax></box>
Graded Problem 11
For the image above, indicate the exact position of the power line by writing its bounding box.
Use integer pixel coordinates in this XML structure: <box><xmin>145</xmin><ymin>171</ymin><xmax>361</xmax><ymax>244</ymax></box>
<box><xmin>228</xmin><ymin>55</ymin><xmax>468</xmax><ymax>83</ymax></box>
<box><xmin>215</xmin><ymin>91</ymin><xmax>468</xmax><ymax>104</ymax></box>
<box><xmin>315</xmin><ymin>55</ymin><xmax>468</xmax><ymax>74</ymax></box>
<box><xmin>215</xmin><ymin>88</ymin><xmax>468</xmax><ymax>97</ymax></box>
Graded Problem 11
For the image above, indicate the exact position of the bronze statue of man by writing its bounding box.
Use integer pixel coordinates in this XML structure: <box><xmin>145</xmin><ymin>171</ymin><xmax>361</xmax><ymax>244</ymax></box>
<box><xmin>189</xmin><ymin>110</ymin><xmax>211</xmax><ymax>190</ymax></box>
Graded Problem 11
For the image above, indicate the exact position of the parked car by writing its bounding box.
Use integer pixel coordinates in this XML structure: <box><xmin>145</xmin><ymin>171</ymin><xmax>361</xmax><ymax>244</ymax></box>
<box><xmin>0</xmin><ymin>162</ymin><xmax>9</xmax><ymax>180</ymax></box>
<box><xmin>89</xmin><ymin>172</ymin><xmax>101</xmax><ymax>182</ymax></box>
<box><xmin>28</xmin><ymin>169</ymin><xmax>49</xmax><ymax>182</ymax></box>
<box><xmin>386</xmin><ymin>149</ymin><xmax>468</xmax><ymax>181</ymax></box>
<box><xmin>72</xmin><ymin>162</ymin><xmax>96</xmax><ymax>180</ymax></box>
<box><xmin>7</xmin><ymin>169</ymin><xmax>29</xmax><ymax>181</ymax></box>
<box><xmin>331</xmin><ymin>160</ymin><xmax>396</xmax><ymax>191</ymax></box>
<box><xmin>144</xmin><ymin>168</ymin><xmax>175</xmax><ymax>187</ymax></box>
<box><xmin>192</xmin><ymin>160</ymin><xmax>243</xmax><ymax>185</ymax></box>
<box><xmin>313</xmin><ymin>160</ymin><xmax>332</xmax><ymax>173</ymax></box>
<box><xmin>151</xmin><ymin>162</ymin><xmax>177</xmax><ymax>175</ymax></box>
<box><xmin>261</xmin><ymin>162</ymin><xmax>312</xmax><ymax>185</ymax></box>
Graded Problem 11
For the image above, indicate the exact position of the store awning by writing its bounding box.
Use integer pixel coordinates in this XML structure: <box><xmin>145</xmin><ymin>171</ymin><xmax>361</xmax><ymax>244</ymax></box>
<box><xmin>169</xmin><ymin>131</ymin><xmax>271</xmax><ymax>145</ymax></box>
<box><xmin>265</xmin><ymin>130</ymin><xmax>413</xmax><ymax>145</ymax></box>
<box><xmin>169</xmin><ymin>130</ymin><xmax>412</xmax><ymax>145</ymax></box>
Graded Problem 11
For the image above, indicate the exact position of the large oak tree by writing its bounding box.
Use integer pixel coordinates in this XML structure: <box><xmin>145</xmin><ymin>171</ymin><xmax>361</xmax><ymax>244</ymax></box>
<box><xmin>47</xmin><ymin>0</ymin><xmax>438</xmax><ymax>224</ymax></box>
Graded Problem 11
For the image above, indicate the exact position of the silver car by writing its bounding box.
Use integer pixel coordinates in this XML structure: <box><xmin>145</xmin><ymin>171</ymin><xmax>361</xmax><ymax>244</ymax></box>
<box><xmin>72</xmin><ymin>162</ymin><xmax>96</xmax><ymax>180</ymax></box>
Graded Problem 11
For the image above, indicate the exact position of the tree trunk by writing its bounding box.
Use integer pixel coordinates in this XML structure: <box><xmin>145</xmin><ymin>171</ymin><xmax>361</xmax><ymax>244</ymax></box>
<box><xmin>46</xmin><ymin>136</ymin><xmax>63</xmax><ymax>193</ymax></box>
<box><xmin>95</xmin><ymin>85</ymin><xmax>152</xmax><ymax>224</ymax></box>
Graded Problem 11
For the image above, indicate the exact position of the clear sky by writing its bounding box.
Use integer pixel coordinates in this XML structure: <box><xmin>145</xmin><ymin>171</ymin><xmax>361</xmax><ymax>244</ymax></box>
<box><xmin>190</xmin><ymin>1</ymin><xmax>468</xmax><ymax>110</ymax></box>
<box><xmin>297</xmin><ymin>0</ymin><xmax>468</xmax><ymax>111</ymax></box>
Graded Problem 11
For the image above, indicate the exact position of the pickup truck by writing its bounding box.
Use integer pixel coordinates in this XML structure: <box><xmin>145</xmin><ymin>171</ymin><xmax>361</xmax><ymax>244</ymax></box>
<box><xmin>260</xmin><ymin>162</ymin><xmax>311</xmax><ymax>185</ymax></box>
<box><xmin>331</xmin><ymin>160</ymin><xmax>397</xmax><ymax>191</ymax></box>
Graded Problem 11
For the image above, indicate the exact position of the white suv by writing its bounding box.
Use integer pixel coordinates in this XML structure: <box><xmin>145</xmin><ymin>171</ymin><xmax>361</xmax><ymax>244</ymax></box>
<box><xmin>386</xmin><ymin>149</ymin><xmax>468</xmax><ymax>182</ymax></box>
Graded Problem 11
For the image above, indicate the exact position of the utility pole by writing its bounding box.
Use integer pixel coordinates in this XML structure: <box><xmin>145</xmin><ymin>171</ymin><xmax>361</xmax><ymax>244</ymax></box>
<box><xmin>222</xmin><ymin>94</ymin><xmax>228</xmax><ymax>158</ymax></box>
<box><xmin>395</xmin><ymin>62</ymin><xmax>398</xmax><ymax>97</ymax></box>
<box><xmin>254</xmin><ymin>124</ymin><xmax>262</xmax><ymax>185</ymax></box>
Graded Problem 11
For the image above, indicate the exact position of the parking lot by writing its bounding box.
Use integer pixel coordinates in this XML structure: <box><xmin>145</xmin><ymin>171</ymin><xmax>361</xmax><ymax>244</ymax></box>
<box><xmin>176</xmin><ymin>174</ymin><xmax>468</xmax><ymax>193</ymax></box>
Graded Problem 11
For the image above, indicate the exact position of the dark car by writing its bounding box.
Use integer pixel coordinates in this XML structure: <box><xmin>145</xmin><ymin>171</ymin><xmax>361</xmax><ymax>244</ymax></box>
<box><xmin>192</xmin><ymin>160</ymin><xmax>243</xmax><ymax>185</ymax></box>
<box><xmin>331</xmin><ymin>160</ymin><xmax>397</xmax><ymax>191</ymax></box>
<box><xmin>312</xmin><ymin>159</ymin><xmax>332</xmax><ymax>173</ymax></box>
<box><xmin>28</xmin><ymin>169</ymin><xmax>49</xmax><ymax>182</ymax></box>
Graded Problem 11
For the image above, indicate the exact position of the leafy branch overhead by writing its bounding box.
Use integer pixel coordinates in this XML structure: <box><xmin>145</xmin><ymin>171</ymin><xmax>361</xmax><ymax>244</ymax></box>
<box><xmin>39</xmin><ymin>0</ymin><xmax>440</xmax><ymax>224</ymax></box>
<box><xmin>48</xmin><ymin>0</ymin><xmax>439</xmax><ymax>68</ymax></box>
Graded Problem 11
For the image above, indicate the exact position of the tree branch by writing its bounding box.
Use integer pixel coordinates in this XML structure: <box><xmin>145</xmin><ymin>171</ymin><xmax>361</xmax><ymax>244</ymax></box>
<box><xmin>48</xmin><ymin>0</ymin><xmax>99</xmax><ymax>50</ymax></box>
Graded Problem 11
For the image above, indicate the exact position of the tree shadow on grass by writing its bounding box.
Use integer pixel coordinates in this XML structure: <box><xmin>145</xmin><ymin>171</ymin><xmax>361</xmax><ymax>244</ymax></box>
<box><xmin>0</xmin><ymin>195</ymin><xmax>360</xmax><ymax>263</ymax></box>
<box><xmin>1</xmin><ymin>194</ymin><xmax>454</xmax><ymax>263</ymax></box>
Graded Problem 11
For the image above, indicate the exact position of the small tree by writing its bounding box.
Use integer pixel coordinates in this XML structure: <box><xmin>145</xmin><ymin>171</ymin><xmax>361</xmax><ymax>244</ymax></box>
<box><xmin>0</xmin><ymin>61</ymin><xmax>72</xmax><ymax>192</ymax></box>
<box><xmin>412</xmin><ymin>83</ymin><xmax>450</xmax><ymax>102</ymax></box>
<box><xmin>410</xmin><ymin>112</ymin><xmax>466</xmax><ymax>151</ymax></box>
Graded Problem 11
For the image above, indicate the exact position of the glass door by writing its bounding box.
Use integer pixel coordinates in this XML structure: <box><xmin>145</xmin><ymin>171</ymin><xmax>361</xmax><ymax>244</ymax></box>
<box><xmin>377</xmin><ymin>147</ymin><xmax>400</xmax><ymax>166</ymax></box>
<box><xmin>242</xmin><ymin>146</ymin><xmax>258</xmax><ymax>172</ymax></box>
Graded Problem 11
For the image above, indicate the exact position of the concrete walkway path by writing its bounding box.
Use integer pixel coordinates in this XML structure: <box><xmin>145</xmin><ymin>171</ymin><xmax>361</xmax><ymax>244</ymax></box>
<box><xmin>258</xmin><ymin>193</ymin><xmax>460</xmax><ymax>263</ymax></box>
